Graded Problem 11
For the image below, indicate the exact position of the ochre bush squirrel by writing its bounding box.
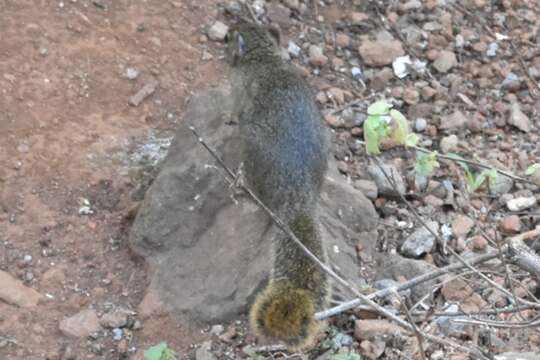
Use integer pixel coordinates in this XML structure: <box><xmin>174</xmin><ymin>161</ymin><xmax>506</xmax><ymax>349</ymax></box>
<box><xmin>226</xmin><ymin>21</ymin><xmax>329</xmax><ymax>350</ymax></box>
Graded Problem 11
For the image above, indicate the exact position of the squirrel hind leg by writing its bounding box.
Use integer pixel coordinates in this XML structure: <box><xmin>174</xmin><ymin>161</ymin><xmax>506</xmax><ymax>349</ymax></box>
<box><xmin>249</xmin><ymin>282</ymin><xmax>320</xmax><ymax>351</ymax></box>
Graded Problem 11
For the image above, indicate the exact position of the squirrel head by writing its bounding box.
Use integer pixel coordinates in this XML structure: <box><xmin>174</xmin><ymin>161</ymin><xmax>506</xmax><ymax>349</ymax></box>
<box><xmin>225</xmin><ymin>21</ymin><xmax>281</xmax><ymax>66</ymax></box>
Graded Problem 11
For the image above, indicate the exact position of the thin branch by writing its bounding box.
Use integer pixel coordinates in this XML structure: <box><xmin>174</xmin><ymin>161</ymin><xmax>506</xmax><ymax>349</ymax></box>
<box><xmin>396</xmin><ymin>293</ymin><xmax>427</xmax><ymax>360</ymax></box>
<box><xmin>315</xmin><ymin>252</ymin><xmax>498</xmax><ymax>319</ymax></box>
<box><xmin>188</xmin><ymin>124</ymin><xmax>490</xmax><ymax>360</ymax></box>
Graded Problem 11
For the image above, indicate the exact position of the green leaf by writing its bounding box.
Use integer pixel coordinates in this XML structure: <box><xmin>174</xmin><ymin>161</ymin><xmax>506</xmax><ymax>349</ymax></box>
<box><xmin>415</xmin><ymin>151</ymin><xmax>439</xmax><ymax>177</ymax></box>
<box><xmin>144</xmin><ymin>343</ymin><xmax>177</xmax><ymax>360</ymax></box>
<box><xmin>367</xmin><ymin>100</ymin><xmax>392</xmax><ymax>116</ymax></box>
<box><xmin>363</xmin><ymin>116</ymin><xmax>384</xmax><ymax>155</ymax></box>
<box><xmin>389</xmin><ymin>109</ymin><xmax>409</xmax><ymax>144</ymax></box>
<box><xmin>330</xmin><ymin>352</ymin><xmax>362</xmax><ymax>360</ymax></box>
<box><xmin>526</xmin><ymin>163</ymin><xmax>540</xmax><ymax>176</ymax></box>
<box><xmin>404</xmin><ymin>133</ymin><xmax>419</xmax><ymax>147</ymax></box>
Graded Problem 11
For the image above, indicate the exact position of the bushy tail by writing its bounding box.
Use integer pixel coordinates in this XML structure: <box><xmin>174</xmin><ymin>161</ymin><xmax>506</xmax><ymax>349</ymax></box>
<box><xmin>249</xmin><ymin>280</ymin><xmax>319</xmax><ymax>350</ymax></box>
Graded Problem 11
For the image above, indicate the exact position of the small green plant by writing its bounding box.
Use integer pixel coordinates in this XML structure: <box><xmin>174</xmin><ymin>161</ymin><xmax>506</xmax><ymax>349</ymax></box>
<box><xmin>526</xmin><ymin>163</ymin><xmax>540</xmax><ymax>176</ymax></box>
<box><xmin>448</xmin><ymin>153</ymin><xmax>497</xmax><ymax>192</ymax></box>
<box><xmin>144</xmin><ymin>342</ymin><xmax>177</xmax><ymax>360</ymax></box>
<box><xmin>415</xmin><ymin>151</ymin><xmax>440</xmax><ymax>177</ymax></box>
<box><xmin>363</xmin><ymin>100</ymin><xmax>417</xmax><ymax>155</ymax></box>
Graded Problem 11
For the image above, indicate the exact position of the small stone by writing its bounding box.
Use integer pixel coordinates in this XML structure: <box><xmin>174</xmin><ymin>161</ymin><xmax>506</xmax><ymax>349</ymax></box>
<box><xmin>440</xmin><ymin>110</ymin><xmax>467</xmax><ymax>130</ymax></box>
<box><xmin>370</xmin><ymin>67</ymin><xmax>394</xmax><ymax>91</ymax></box>
<box><xmin>336</xmin><ymin>33</ymin><xmax>351</xmax><ymax>48</ymax></box>
<box><xmin>309</xmin><ymin>45</ymin><xmax>328</xmax><ymax>67</ymax></box>
<box><xmin>0</xmin><ymin>270</ymin><xmax>43</xmax><ymax>307</ymax></box>
<box><xmin>433</xmin><ymin>50</ymin><xmax>457</xmax><ymax>73</ymax></box>
<box><xmin>100</xmin><ymin>310</ymin><xmax>129</xmax><ymax>329</ymax></box>
<box><xmin>469</xmin><ymin>235</ymin><xmax>488</xmax><ymax>251</ymax></box>
<box><xmin>327</xmin><ymin>87</ymin><xmax>345</xmax><ymax>104</ymax></box>
<box><xmin>501</xmin><ymin>72</ymin><xmax>522</xmax><ymax>92</ymax></box>
<box><xmin>452</xmin><ymin>215</ymin><xmax>474</xmax><ymax>239</ymax></box>
<box><xmin>287</xmin><ymin>41</ymin><xmax>301</xmax><ymax>57</ymax></box>
<box><xmin>506</xmin><ymin>197</ymin><xmax>536</xmax><ymax>211</ymax></box>
<box><xmin>402</xmin><ymin>88</ymin><xmax>420</xmax><ymax>105</ymax></box>
<box><xmin>351</xmin><ymin>66</ymin><xmax>363</xmax><ymax>80</ymax></box>
<box><xmin>59</xmin><ymin>309</ymin><xmax>101</xmax><ymax>338</ymax></box>
<box><xmin>508</xmin><ymin>102</ymin><xmax>532</xmax><ymax>132</ymax></box>
<box><xmin>207</xmin><ymin>21</ymin><xmax>229</xmax><ymax>42</ymax></box>
<box><xmin>423</xmin><ymin>194</ymin><xmax>444</xmax><ymax>207</ymax></box>
<box><xmin>421</xmin><ymin>86</ymin><xmax>437</xmax><ymax>100</ymax></box>
<box><xmin>209</xmin><ymin>324</ymin><xmax>224</xmax><ymax>335</ymax></box>
<box><xmin>498</xmin><ymin>215</ymin><xmax>521</xmax><ymax>234</ymax></box>
<box><xmin>441</xmin><ymin>278</ymin><xmax>473</xmax><ymax>302</ymax></box>
<box><xmin>489</xmin><ymin>174</ymin><xmax>514</xmax><ymax>196</ymax></box>
<box><xmin>316</xmin><ymin>91</ymin><xmax>328</xmax><ymax>104</ymax></box>
<box><xmin>350</xmin><ymin>12</ymin><xmax>369</xmax><ymax>25</ymax></box>
<box><xmin>124</xmin><ymin>67</ymin><xmax>139</xmax><ymax>80</ymax></box>
<box><xmin>486</xmin><ymin>42</ymin><xmax>499</xmax><ymax>57</ymax></box>
<box><xmin>324</xmin><ymin>114</ymin><xmax>341</xmax><ymax>128</ymax></box>
<box><xmin>415</xmin><ymin>118</ymin><xmax>427</xmax><ymax>132</ymax></box>
<box><xmin>440</xmin><ymin>134</ymin><xmax>458</xmax><ymax>153</ymax></box>
<box><xmin>354</xmin><ymin>319</ymin><xmax>402</xmax><ymax>341</ymax></box>
<box><xmin>358</xmin><ymin>40</ymin><xmax>405</xmax><ymax>67</ymax></box>
<box><xmin>400</xmin><ymin>221</ymin><xmax>439</xmax><ymax>258</ymax></box>
<box><xmin>367</xmin><ymin>164</ymin><xmax>406</xmax><ymax>196</ymax></box>
<box><xmin>266</xmin><ymin>3</ymin><xmax>291</xmax><ymax>25</ymax></box>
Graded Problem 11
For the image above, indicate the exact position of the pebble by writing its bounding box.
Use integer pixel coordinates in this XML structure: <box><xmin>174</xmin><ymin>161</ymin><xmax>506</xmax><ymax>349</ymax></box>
<box><xmin>433</xmin><ymin>50</ymin><xmax>457</xmax><ymax>73</ymax></box>
<box><xmin>207</xmin><ymin>21</ymin><xmax>229</xmax><ymax>42</ymax></box>
<box><xmin>498</xmin><ymin>215</ymin><xmax>521</xmax><ymax>234</ymax></box>
<box><xmin>124</xmin><ymin>67</ymin><xmax>139</xmax><ymax>80</ymax></box>
<box><xmin>354</xmin><ymin>319</ymin><xmax>402</xmax><ymax>341</ymax></box>
<box><xmin>209</xmin><ymin>324</ymin><xmax>224</xmax><ymax>335</ymax></box>
<box><xmin>469</xmin><ymin>235</ymin><xmax>488</xmax><ymax>251</ymax></box>
<box><xmin>452</xmin><ymin>215</ymin><xmax>474</xmax><ymax>239</ymax></box>
<box><xmin>506</xmin><ymin>197</ymin><xmax>536</xmax><ymax>211</ymax></box>
<box><xmin>400</xmin><ymin>221</ymin><xmax>439</xmax><ymax>258</ymax></box>
<box><xmin>327</xmin><ymin>87</ymin><xmax>345</xmax><ymax>104</ymax></box>
<box><xmin>423</xmin><ymin>194</ymin><xmax>444</xmax><ymax>207</ymax></box>
<box><xmin>100</xmin><ymin>310</ymin><xmax>129</xmax><ymax>329</ymax></box>
<box><xmin>439</xmin><ymin>134</ymin><xmax>458</xmax><ymax>153</ymax></box>
<box><xmin>415</xmin><ymin>118</ymin><xmax>427</xmax><ymax>132</ymax></box>
<box><xmin>486</xmin><ymin>42</ymin><xmax>498</xmax><ymax>57</ymax></box>
<box><xmin>501</xmin><ymin>72</ymin><xmax>522</xmax><ymax>92</ymax></box>
<box><xmin>0</xmin><ymin>270</ymin><xmax>43</xmax><ymax>307</ymax></box>
<box><xmin>287</xmin><ymin>41</ymin><xmax>301</xmax><ymax>57</ymax></box>
<box><xmin>508</xmin><ymin>102</ymin><xmax>531</xmax><ymax>132</ymax></box>
<box><xmin>367</xmin><ymin>163</ymin><xmax>406</xmax><ymax>196</ymax></box>
<box><xmin>370</xmin><ymin>67</ymin><xmax>394</xmax><ymax>91</ymax></box>
<box><xmin>402</xmin><ymin>88</ymin><xmax>420</xmax><ymax>105</ymax></box>
<box><xmin>351</xmin><ymin>66</ymin><xmax>362</xmax><ymax>80</ymax></box>
<box><xmin>358</xmin><ymin>40</ymin><xmax>405</xmax><ymax>66</ymax></box>
<box><xmin>439</xmin><ymin>110</ymin><xmax>466</xmax><ymax>129</ymax></box>
<box><xmin>489</xmin><ymin>175</ymin><xmax>514</xmax><ymax>196</ymax></box>
<box><xmin>308</xmin><ymin>45</ymin><xmax>328</xmax><ymax>67</ymax></box>
<box><xmin>335</xmin><ymin>33</ymin><xmax>350</xmax><ymax>48</ymax></box>
<box><xmin>59</xmin><ymin>309</ymin><xmax>102</xmax><ymax>338</ymax></box>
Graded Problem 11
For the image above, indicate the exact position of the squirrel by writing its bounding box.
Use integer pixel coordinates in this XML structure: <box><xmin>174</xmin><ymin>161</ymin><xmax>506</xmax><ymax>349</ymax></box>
<box><xmin>226</xmin><ymin>20</ymin><xmax>329</xmax><ymax>350</ymax></box>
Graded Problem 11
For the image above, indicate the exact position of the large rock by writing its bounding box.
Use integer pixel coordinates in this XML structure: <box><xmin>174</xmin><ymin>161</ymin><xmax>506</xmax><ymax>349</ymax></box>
<box><xmin>129</xmin><ymin>87</ymin><xmax>378</xmax><ymax>324</ymax></box>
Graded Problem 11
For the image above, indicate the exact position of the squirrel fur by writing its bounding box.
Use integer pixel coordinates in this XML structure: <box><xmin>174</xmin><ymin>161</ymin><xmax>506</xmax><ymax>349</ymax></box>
<box><xmin>226</xmin><ymin>21</ymin><xmax>329</xmax><ymax>350</ymax></box>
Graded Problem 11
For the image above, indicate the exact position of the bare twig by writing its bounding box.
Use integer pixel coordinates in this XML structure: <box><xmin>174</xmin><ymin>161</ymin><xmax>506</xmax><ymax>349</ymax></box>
<box><xmin>396</xmin><ymin>293</ymin><xmax>427</xmax><ymax>360</ymax></box>
<box><xmin>315</xmin><ymin>252</ymin><xmax>498</xmax><ymax>320</ymax></box>
<box><xmin>188</xmin><ymin>124</ymin><xmax>490</xmax><ymax>360</ymax></box>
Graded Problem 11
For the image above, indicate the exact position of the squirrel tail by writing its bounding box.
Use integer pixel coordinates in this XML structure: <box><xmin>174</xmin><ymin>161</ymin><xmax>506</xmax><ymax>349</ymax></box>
<box><xmin>249</xmin><ymin>212</ymin><xmax>327</xmax><ymax>350</ymax></box>
<box><xmin>249</xmin><ymin>281</ymin><xmax>319</xmax><ymax>351</ymax></box>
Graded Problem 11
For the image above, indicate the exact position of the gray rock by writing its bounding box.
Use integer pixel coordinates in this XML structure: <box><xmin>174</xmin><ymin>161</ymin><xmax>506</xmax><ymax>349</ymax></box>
<box><xmin>129</xmin><ymin>87</ymin><xmax>378</xmax><ymax>323</ymax></box>
<box><xmin>506</xmin><ymin>197</ymin><xmax>537</xmax><ymax>211</ymax></box>
<box><xmin>439</xmin><ymin>110</ymin><xmax>466</xmax><ymax>130</ymax></box>
<box><xmin>489</xmin><ymin>174</ymin><xmax>514</xmax><ymax>196</ymax></box>
<box><xmin>432</xmin><ymin>304</ymin><xmax>474</xmax><ymax>338</ymax></box>
<box><xmin>495</xmin><ymin>353</ymin><xmax>540</xmax><ymax>360</ymax></box>
<box><xmin>287</xmin><ymin>41</ymin><xmax>301</xmax><ymax>57</ymax></box>
<box><xmin>400</xmin><ymin>221</ymin><xmax>439</xmax><ymax>258</ymax></box>
<box><xmin>433</xmin><ymin>50</ymin><xmax>457</xmax><ymax>73</ymax></box>
<box><xmin>353</xmin><ymin>179</ymin><xmax>378</xmax><ymax>200</ymax></box>
<box><xmin>376</xmin><ymin>255</ymin><xmax>438</xmax><ymax>301</ymax></box>
<box><xmin>508</xmin><ymin>102</ymin><xmax>532</xmax><ymax>132</ymax></box>
<box><xmin>367</xmin><ymin>163</ymin><xmax>406</xmax><ymax>197</ymax></box>
<box><xmin>207</xmin><ymin>21</ymin><xmax>229</xmax><ymax>42</ymax></box>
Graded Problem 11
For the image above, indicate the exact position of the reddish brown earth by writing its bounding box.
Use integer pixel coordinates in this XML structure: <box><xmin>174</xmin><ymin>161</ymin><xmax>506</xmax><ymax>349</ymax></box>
<box><xmin>0</xmin><ymin>1</ymin><xmax>225</xmax><ymax>358</ymax></box>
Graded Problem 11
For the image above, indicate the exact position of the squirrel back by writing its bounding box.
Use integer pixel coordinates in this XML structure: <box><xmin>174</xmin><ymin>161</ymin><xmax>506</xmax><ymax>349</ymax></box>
<box><xmin>227</xmin><ymin>21</ymin><xmax>329</xmax><ymax>350</ymax></box>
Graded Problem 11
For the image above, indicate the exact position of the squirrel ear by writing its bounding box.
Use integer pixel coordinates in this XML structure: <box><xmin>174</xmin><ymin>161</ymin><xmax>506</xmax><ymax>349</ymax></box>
<box><xmin>267</xmin><ymin>24</ymin><xmax>281</xmax><ymax>46</ymax></box>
